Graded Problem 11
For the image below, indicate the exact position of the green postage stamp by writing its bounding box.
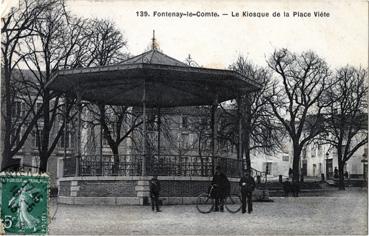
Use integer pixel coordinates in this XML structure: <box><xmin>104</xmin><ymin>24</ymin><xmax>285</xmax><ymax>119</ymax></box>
<box><xmin>0</xmin><ymin>173</ymin><xmax>49</xmax><ymax>234</ymax></box>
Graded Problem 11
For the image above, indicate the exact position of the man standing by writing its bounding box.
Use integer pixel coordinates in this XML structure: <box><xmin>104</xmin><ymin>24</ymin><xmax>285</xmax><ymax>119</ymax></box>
<box><xmin>150</xmin><ymin>175</ymin><xmax>161</xmax><ymax>212</ymax></box>
<box><xmin>239</xmin><ymin>170</ymin><xmax>256</xmax><ymax>214</ymax></box>
<box><xmin>211</xmin><ymin>166</ymin><xmax>230</xmax><ymax>212</ymax></box>
<box><xmin>283</xmin><ymin>178</ymin><xmax>291</xmax><ymax>197</ymax></box>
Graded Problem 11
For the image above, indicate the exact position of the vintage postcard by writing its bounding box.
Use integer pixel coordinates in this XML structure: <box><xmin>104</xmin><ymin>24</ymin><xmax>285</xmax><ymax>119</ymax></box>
<box><xmin>1</xmin><ymin>0</ymin><xmax>368</xmax><ymax>235</ymax></box>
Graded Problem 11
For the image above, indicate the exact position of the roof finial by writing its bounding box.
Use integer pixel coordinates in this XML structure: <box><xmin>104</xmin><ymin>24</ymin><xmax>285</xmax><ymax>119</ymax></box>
<box><xmin>185</xmin><ymin>53</ymin><xmax>199</xmax><ymax>67</ymax></box>
<box><xmin>152</xmin><ymin>30</ymin><xmax>157</xmax><ymax>50</ymax></box>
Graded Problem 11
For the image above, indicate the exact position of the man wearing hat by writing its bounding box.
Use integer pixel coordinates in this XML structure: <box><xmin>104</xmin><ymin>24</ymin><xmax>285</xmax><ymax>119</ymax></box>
<box><xmin>211</xmin><ymin>166</ymin><xmax>230</xmax><ymax>212</ymax></box>
<box><xmin>150</xmin><ymin>175</ymin><xmax>161</xmax><ymax>212</ymax></box>
<box><xmin>239</xmin><ymin>170</ymin><xmax>256</xmax><ymax>214</ymax></box>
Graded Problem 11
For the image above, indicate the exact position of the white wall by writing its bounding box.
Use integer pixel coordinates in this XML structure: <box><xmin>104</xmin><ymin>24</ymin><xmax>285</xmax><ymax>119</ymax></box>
<box><xmin>304</xmin><ymin>142</ymin><xmax>367</xmax><ymax>178</ymax></box>
<box><xmin>250</xmin><ymin>150</ymin><xmax>290</xmax><ymax>177</ymax></box>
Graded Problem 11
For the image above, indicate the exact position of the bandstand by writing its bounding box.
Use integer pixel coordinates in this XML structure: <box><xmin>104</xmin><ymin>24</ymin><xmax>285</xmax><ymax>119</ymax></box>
<box><xmin>46</xmin><ymin>38</ymin><xmax>261</xmax><ymax>205</ymax></box>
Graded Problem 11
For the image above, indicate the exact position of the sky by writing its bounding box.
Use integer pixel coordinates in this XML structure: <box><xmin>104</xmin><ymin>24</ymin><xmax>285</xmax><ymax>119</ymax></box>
<box><xmin>3</xmin><ymin>0</ymin><xmax>368</xmax><ymax>69</ymax></box>
<box><xmin>63</xmin><ymin>0</ymin><xmax>368</xmax><ymax>70</ymax></box>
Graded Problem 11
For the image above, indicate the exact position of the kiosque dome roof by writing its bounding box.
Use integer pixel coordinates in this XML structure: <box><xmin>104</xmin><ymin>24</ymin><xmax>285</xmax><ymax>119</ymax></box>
<box><xmin>46</xmin><ymin>41</ymin><xmax>261</xmax><ymax>107</ymax></box>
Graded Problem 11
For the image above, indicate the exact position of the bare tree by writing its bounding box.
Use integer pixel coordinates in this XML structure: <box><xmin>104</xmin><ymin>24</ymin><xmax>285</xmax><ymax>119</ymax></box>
<box><xmin>93</xmin><ymin>105</ymin><xmax>142</xmax><ymax>173</ymax></box>
<box><xmin>146</xmin><ymin>108</ymin><xmax>210</xmax><ymax>176</ymax></box>
<box><xmin>83</xmin><ymin>18</ymin><xmax>127</xmax><ymax>67</ymax></box>
<box><xmin>266</xmin><ymin>49</ymin><xmax>331</xmax><ymax>182</ymax></box>
<box><xmin>2</xmin><ymin>1</ymin><xmax>129</xmax><ymax>173</ymax></box>
<box><xmin>159</xmin><ymin>109</ymin><xmax>208</xmax><ymax>156</ymax></box>
<box><xmin>319</xmin><ymin>66</ymin><xmax>368</xmax><ymax>189</ymax></box>
<box><xmin>1</xmin><ymin>0</ymin><xmax>57</xmax><ymax>170</ymax></box>
<box><xmin>221</xmin><ymin>56</ymin><xmax>283</xmax><ymax>172</ymax></box>
<box><xmin>190</xmin><ymin>109</ymin><xmax>212</xmax><ymax>158</ymax></box>
<box><xmin>19</xmin><ymin>0</ymin><xmax>91</xmax><ymax>172</ymax></box>
<box><xmin>2</xmin><ymin>69</ymin><xmax>45</xmax><ymax>168</ymax></box>
<box><xmin>80</xmin><ymin>18</ymin><xmax>132</xmax><ymax>173</ymax></box>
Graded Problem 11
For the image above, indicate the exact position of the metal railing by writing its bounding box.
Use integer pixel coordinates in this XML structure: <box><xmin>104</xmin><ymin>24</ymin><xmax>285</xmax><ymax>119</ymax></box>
<box><xmin>64</xmin><ymin>154</ymin><xmax>142</xmax><ymax>177</ymax></box>
<box><xmin>63</xmin><ymin>154</ymin><xmax>243</xmax><ymax>178</ymax></box>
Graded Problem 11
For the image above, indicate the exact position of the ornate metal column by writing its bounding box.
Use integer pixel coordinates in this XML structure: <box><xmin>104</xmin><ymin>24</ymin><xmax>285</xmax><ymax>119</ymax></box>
<box><xmin>100</xmin><ymin>109</ymin><xmax>103</xmax><ymax>175</ymax></box>
<box><xmin>157</xmin><ymin>107</ymin><xmax>161</xmax><ymax>160</ymax></box>
<box><xmin>75</xmin><ymin>89</ymin><xmax>82</xmax><ymax>176</ymax></box>
<box><xmin>141</xmin><ymin>80</ymin><xmax>147</xmax><ymax>176</ymax></box>
<box><xmin>237</xmin><ymin>96</ymin><xmax>243</xmax><ymax>175</ymax></box>
<box><xmin>211</xmin><ymin>95</ymin><xmax>218</xmax><ymax>175</ymax></box>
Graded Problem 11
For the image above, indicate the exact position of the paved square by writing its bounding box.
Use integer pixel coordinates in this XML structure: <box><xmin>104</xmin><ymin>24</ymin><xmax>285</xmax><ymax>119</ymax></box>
<box><xmin>49</xmin><ymin>190</ymin><xmax>367</xmax><ymax>235</ymax></box>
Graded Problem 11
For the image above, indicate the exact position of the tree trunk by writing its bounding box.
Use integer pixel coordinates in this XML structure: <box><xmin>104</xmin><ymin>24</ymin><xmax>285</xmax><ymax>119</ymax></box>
<box><xmin>292</xmin><ymin>144</ymin><xmax>301</xmax><ymax>183</ymax></box>
<box><xmin>338</xmin><ymin>161</ymin><xmax>345</xmax><ymax>190</ymax></box>
<box><xmin>337</xmin><ymin>147</ymin><xmax>345</xmax><ymax>190</ymax></box>
<box><xmin>1</xmin><ymin>66</ymin><xmax>17</xmax><ymax>170</ymax></box>
<box><xmin>112</xmin><ymin>145</ymin><xmax>119</xmax><ymax>175</ymax></box>
<box><xmin>39</xmin><ymin>89</ymin><xmax>50</xmax><ymax>173</ymax></box>
<box><xmin>39</xmin><ymin>152</ymin><xmax>48</xmax><ymax>173</ymax></box>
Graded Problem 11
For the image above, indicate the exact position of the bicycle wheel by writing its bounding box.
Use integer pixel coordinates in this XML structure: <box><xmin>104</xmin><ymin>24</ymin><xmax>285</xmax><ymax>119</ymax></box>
<box><xmin>225</xmin><ymin>194</ymin><xmax>242</xmax><ymax>213</ymax></box>
<box><xmin>196</xmin><ymin>193</ymin><xmax>214</xmax><ymax>214</ymax></box>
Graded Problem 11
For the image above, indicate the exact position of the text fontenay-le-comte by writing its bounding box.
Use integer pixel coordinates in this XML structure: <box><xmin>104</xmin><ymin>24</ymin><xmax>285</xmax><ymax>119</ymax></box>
<box><xmin>151</xmin><ymin>11</ymin><xmax>329</xmax><ymax>18</ymax></box>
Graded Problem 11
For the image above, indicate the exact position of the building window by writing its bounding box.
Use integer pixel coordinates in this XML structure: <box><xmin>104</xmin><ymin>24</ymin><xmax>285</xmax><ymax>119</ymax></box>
<box><xmin>12</xmin><ymin>101</ymin><xmax>23</xmax><ymax>118</ymax></box>
<box><xmin>282</xmin><ymin>155</ymin><xmax>289</xmax><ymax>161</ymax></box>
<box><xmin>70</xmin><ymin>131</ymin><xmax>76</xmax><ymax>148</ymax></box>
<box><xmin>60</xmin><ymin>131</ymin><xmax>70</xmax><ymax>148</ymax></box>
<box><xmin>302</xmin><ymin>148</ymin><xmax>307</xmax><ymax>159</ymax></box>
<box><xmin>181</xmin><ymin>133</ymin><xmax>190</xmax><ymax>149</ymax></box>
<box><xmin>311</xmin><ymin>147</ymin><xmax>316</xmax><ymax>158</ymax></box>
<box><xmin>318</xmin><ymin>145</ymin><xmax>322</xmax><ymax>157</ymax></box>
<box><xmin>147</xmin><ymin>114</ymin><xmax>157</xmax><ymax>131</ymax></box>
<box><xmin>332</xmin><ymin>149</ymin><xmax>337</xmax><ymax>158</ymax></box>
<box><xmin>219</xmin><ymin>139</ymin><xmax>227</xmax><ymax>152</ymax></box>
<box><xmin>182</xmin><ymin>116</ymin><xmax>188</xmax><ymax>129</ymax></box>
<box><xmin>200</xmin><ymin>117</ymin><xmax>209</xmax><ymax>129</ymax></box>
<box><xmin>36</xmin><ymin>102</ymin><xmax>43</xmax><ymax>115</ymax></box>
<box><xmin>265</xmin><ymin>162</ymin><xmax>272</xmax><ymax>175</ymax></box>
<box><xmin>59</xmin><ymin>129</ymin><xmax>76</xmax><ymax>149</ymax></box>
<box><xmin>103</xmin><ymin>137</ymin><xmax>109</xmax><ymax>146</ymax></box>
<box><xmin>32</xmin><ymin>156</ymin><xmax>40</xmax><ymax>171</ymax></box>
<box><xmin>32</xmin><ymin>130</ymin><xmax>41</xmax><ymax>148</ymax></box>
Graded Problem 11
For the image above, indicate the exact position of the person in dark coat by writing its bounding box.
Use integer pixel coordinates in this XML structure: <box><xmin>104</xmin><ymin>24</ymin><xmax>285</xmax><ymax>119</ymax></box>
<box><xmin>344</xmin><ymin>171</ymin><xmax>349</xmax><ymax>179</ymax></box>
<box><xmin>211</xmin><ymin>166</ymin><xmax>230</xmax><ymax>212</ymax></box>
<box><xmin>239</xmin><ymin>170</ymin><xmax>256</xmax><ymax>214</ymax></box>
<box><xmin>291</xmin><ymin>181</ymin><xmax>300</xmax><ymax>197</ymax></box>
<box><xmin>283</xmin><ymin>178</ymin><xmax>291</xmax><ymax>197</ymax></box>
<box><xmin>150</xmin><ymin>175</ymin><xmax>161</xmax><ymax>212</ymax></box>
<box><xmin>289</xmin><ymin>168</ymin><xmax>293</xmax><ymax>177</ymax></box>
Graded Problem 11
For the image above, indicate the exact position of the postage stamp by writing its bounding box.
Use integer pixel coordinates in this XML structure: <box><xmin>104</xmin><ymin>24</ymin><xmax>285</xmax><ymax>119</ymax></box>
<box><xmin>0</xmin><ymin>173</ymin><xmax>49</xmax><ymax>234</ymax></box>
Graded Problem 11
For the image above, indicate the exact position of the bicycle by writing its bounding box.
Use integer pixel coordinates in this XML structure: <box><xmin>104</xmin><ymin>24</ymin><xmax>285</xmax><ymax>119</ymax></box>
<box><xmin>196</xmin><ymin>184</ymin><xmax>242</xmax><ymax>213</ymax></box>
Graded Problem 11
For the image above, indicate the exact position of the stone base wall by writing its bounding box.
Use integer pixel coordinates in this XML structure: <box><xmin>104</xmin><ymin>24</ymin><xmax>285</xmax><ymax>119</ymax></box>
<box><xmin>57</xmin><ymin>176</ymin><xmax>242</xmax><ymax>205</ymax></box>
<box><xmin>78</xmin><ymin>180</ymin><xmax>137</xmax><ymax>197</ymax></box>
<box><xmin>59</xmin><ymin>181</ymin><xmax>71</xmax><ymax>196</ymax></box>
<box><xmin>58</xmin><ymin>196</ymin><xmax>141</xmax><ymax>205</ymax></box>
